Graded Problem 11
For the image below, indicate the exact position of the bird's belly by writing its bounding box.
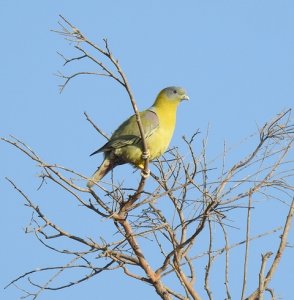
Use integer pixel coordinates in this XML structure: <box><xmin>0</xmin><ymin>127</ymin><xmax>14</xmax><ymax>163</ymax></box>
<box><xmin>114</xmin><ymin>124</ymin><xmax>174</xmax><ymax>168</ymax></box>
<box><xmin>114</xmin><ymin>145</ymin><xmax>143</xmax><ymax>167</ymax></box>
<box><xmin>147</xmin><ymin>131</ymin><xmax>170</xmax><ymax>159</ymax></box>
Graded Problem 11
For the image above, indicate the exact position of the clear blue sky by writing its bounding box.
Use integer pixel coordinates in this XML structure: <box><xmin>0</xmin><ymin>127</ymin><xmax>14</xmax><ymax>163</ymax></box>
<box><xmin>1</xmin><ymin>1</ymin><xmax>293</xmax><ymax>299</ymax></box>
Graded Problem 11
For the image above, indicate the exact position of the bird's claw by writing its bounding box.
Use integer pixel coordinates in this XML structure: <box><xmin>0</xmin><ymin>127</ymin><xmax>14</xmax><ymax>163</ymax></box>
<box><xmin>142</xmin><ymin>149</ymin><xmax>150</xmax><ymax>160</ymax></box>
<box><xmin>141</xmin><ymin>169</ymin><xmax>150</xmax><ymax>179</ymax></box>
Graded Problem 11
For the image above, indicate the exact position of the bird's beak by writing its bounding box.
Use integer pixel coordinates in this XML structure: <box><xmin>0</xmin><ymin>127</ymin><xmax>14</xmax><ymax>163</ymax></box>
<box><xmin>181</xmin><ymin>94</ymin><xmax>189</xmax><ymax>101</ymax></box>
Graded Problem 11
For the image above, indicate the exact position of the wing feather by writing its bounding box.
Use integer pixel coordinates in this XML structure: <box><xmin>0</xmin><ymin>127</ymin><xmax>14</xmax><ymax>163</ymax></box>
<box><xmin>90</xmin><ymin>108</ymin><xmax>159</xmax><ymax>156</ymax></box>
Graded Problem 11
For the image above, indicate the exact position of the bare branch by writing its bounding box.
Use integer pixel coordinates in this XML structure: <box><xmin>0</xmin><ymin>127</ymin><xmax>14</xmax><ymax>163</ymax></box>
<box><xmin>55</xmin><ymin>16</ymin><xmax>150</xmax><ymax>188</ymax></box>
<box><xmin>257</xmin><ymin>252</ymin><xmax>273</xmax><ymax>300</ymax></box>
<box><xmin>241</xmin><ymin>191</ymin><xmax>253</xmax><ymax>299</ymax></box>
<box><xmin>246</xmin><ymin>200</ymin><xmax>294</xmax><ymax>300</ymax></box>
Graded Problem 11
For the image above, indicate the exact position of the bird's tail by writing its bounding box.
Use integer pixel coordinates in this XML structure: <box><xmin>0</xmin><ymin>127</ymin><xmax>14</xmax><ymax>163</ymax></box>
<box><xmin>87</xmin><ymin>158</ymin><xmax>113</xmax><ymax>188</ymax></box>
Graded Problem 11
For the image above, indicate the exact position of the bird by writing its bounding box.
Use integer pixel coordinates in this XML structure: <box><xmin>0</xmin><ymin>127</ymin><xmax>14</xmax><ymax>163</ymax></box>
<box><xmin>87</xmin><ymin>86</ymin><xmax>189</xmax><ymax>188</ymax></box>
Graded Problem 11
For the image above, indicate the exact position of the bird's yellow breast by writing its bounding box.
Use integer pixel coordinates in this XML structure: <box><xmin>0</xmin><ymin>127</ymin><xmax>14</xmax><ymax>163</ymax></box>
<box><xmin>147</xmin><ymin>101</ymin><xmax>178</xmax><ymax>158</ymax></box>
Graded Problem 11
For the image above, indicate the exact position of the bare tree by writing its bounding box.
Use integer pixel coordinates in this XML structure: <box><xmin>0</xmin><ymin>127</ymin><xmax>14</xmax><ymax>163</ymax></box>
<box><xmin>3</xmin><ymin>16</ymin><xmax>294</xmax><ymax>300</ymax></box>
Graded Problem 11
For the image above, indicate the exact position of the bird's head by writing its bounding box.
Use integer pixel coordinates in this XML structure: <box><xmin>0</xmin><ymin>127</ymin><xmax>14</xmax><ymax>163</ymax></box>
<box><xmin>156</xmin><ymin>86</ymin><xmax>189</xmax><ymax>105</ymax></box>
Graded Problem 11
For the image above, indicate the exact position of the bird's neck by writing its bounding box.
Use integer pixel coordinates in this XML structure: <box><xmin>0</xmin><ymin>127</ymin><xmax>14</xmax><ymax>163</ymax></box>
<box><xmin>153</xmin><ymin>96</ymin><xmax>180</xmax><ymax>114</ymax></box>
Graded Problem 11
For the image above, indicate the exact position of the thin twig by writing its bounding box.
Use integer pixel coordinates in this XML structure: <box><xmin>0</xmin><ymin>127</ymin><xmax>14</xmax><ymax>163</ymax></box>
<box><xmin>84</xmin><ymin>111</ymin><xmax>110</xmax><ymax>140</ymax></box>
<box><xmin>241</xmin><ymin>191</ymin><xmax>253</xmax><ymax>299</ymax></box>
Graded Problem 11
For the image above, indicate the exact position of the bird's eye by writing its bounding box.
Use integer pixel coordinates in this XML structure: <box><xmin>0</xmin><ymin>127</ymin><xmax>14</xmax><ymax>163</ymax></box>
<box><xmin>173</xmin><ymin>90</ymin><xmax>177</xmax><ymax>94</ymax></box>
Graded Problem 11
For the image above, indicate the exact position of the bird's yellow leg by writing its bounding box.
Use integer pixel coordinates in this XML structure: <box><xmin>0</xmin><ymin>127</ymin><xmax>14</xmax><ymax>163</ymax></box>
<box><xmin>137</xmin><ymin>160</ymin><xmax>150</xmax><ymax>179</ymax></box>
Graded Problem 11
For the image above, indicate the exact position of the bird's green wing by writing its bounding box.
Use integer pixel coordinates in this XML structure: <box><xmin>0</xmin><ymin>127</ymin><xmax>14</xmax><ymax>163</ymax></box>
<box><xmin>90</xmin><ymin>109</ymin><xmax>159</xmax><ymax>155</ymax></box>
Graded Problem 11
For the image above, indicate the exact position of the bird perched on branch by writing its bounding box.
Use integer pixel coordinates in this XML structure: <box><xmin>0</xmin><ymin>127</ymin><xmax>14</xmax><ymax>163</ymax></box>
<box><xmin>87</xmin><ymin>86</ymin><xmax>189</xmax><ymax>188</ymax></box>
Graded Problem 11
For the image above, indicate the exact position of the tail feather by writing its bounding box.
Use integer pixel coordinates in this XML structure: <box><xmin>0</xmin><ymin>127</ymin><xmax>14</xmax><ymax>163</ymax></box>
<box><xmin>87</xmin><ymin>158</ymin><xmax>113</xmax><ymax>188</ymax></box>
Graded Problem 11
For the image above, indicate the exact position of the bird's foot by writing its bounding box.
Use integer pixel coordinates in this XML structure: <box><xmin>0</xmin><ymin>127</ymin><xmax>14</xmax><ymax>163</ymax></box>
<box><xmin>142</xmin><ymin>149</ymin><xmax>150</xmax><ymax>160</ymax></box>
<box><xmin>141</xmin><ymin>169</ymin><xmax>150</xmax><ymax>179</ymax></box>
